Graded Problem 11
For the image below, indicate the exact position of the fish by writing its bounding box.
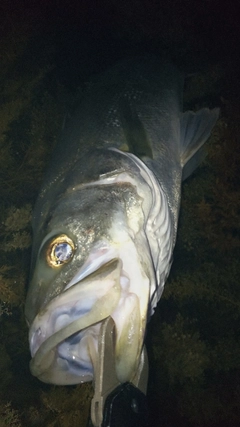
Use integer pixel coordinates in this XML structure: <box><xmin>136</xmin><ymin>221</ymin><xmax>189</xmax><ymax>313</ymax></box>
<box><xmin>25</xmin><ymin>57</ymin><xmax>219</xmax><ymax>386</ymax></box>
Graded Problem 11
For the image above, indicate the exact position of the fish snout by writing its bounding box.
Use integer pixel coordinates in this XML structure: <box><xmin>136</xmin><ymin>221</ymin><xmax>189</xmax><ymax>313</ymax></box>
<box><xmin>28</xmin><ymin>255</ymin><xmax>148</xmax><ymax>386</ymax></box>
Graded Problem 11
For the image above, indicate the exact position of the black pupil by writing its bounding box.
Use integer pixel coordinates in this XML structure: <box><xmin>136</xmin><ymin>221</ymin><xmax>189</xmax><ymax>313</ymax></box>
<box><xmin>54</xmin><ymin>242</ymin><xmax>72</xmax><ymax>262</ymax></box>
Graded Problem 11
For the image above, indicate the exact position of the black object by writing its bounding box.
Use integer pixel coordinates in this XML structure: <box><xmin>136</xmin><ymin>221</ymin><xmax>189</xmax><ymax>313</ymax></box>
<box><xmin>102</xmin><ymin>382</ymin><xmax>149</xmax><ymax>427</ymax></box>
<box><xmin>87</xmin><ymin>382</ymin><xmax>149</xmax><ymax>427</ymax></box>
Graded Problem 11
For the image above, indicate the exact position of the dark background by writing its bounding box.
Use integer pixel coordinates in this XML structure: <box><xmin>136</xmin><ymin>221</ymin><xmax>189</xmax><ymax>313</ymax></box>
<box><xmin>0</xmin><ymin>1</ymin><xmax>240</xmax><ymax>426</ymax></box>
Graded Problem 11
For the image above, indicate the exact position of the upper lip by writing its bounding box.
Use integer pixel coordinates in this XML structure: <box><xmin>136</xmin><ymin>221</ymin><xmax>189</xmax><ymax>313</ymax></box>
<box><xmin>65</xmin><ymin>245</ymin><xmax>118</xmax><ymax>290</ymax></box>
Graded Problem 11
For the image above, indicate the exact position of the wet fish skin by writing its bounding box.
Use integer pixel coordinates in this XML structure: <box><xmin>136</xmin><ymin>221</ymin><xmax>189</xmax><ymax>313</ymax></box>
<box><xmin>25</xmin><ymin>57</ymin><xmax>219</xmax><ymax>385</ymax></box>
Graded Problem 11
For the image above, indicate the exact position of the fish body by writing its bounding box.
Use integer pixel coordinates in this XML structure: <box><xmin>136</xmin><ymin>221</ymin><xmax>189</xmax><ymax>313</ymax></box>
<box><xmin>25</xmin><ymin>57</ymin><xmax>219</xmax><ymax>385</ymax></box>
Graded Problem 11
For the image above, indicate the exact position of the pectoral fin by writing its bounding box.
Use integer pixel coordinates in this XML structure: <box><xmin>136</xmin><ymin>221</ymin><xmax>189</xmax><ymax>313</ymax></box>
<box><xmin>180</xmin><ymin>107</ymin><xmax>219</xmax><ymax>180</ymax></box>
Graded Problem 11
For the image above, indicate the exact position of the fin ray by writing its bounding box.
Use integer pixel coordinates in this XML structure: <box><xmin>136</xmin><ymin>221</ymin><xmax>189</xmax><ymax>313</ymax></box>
<box><xmin>180</xmin><ymin>107</ymin><xmax>219</xmax><ymax>180</ymax></box>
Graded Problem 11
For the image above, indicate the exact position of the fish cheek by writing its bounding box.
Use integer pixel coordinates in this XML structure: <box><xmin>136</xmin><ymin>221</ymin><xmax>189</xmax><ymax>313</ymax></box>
<box><xmin>26</xmin><ymin>244</ymin><xmax>74</xmax><ymax>323</ymax></box>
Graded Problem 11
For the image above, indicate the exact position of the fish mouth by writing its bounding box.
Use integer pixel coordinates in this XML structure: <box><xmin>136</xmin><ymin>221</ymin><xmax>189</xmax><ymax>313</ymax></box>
<box><xmin>29</xmin><ymin>252</ymin><xmax>148</xmax><ymax>385</ymax></box>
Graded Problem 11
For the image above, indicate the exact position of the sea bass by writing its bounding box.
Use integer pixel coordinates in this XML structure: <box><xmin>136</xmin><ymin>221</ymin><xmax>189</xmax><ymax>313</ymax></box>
<box><xmin>25</xmin><ymin>57</ymin><xmax>219</xmax><ymax>386</ymax></box>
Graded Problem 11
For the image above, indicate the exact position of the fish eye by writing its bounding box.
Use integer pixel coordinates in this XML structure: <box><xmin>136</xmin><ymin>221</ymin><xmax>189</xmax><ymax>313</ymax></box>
<box><xmin>46</xmin><ymin>235</ymin><xmax>75</xmax><ymax>267</ymax></box>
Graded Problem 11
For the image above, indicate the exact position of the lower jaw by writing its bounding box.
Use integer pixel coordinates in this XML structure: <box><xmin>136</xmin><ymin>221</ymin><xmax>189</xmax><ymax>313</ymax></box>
<box><xmin>29</xmin><ymin>259</ymin><xmax>146</xmax><ymax>385</ymax></box>
<box><xmin>30</xmin><ymin>295</ymin><xmax>144</xmax><ymax>386</ymax></box>
<box><xmin>113</xmin><ymin>292</ymin><xmax>143</xmax><ymax>383</ymax></box>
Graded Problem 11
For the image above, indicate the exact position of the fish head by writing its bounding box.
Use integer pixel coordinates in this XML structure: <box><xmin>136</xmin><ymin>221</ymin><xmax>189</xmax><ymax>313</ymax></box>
<box><xmin>25</xmin><ymin>174</ymin><xmax>154</xmax><ymax>385</ymax></box>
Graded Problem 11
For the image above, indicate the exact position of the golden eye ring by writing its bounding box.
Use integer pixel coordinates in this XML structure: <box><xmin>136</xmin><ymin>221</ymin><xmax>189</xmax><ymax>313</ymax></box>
<box><xmin>46</xmin><ymin>235</ymin><xmax>75</xmax><ymax>267</ymax></box>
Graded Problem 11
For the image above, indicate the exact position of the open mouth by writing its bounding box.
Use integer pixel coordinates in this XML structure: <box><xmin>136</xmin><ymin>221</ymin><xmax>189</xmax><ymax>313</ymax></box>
<box><xmin>29</xmin><ymin>256</ymin><xmax>145</xmax><ymax>385</ymax></box>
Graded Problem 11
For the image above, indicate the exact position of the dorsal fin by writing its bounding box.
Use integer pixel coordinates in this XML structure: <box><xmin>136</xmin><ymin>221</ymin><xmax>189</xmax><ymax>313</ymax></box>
<box><xmin>118</xmin><ymin>99</ymin><xmax>153</xmax><ymax>159</ymax></box>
